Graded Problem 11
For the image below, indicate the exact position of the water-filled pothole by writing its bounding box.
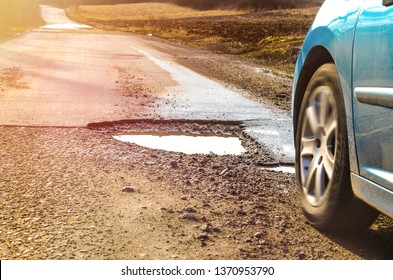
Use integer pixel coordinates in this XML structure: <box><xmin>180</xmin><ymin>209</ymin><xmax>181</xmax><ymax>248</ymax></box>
<box><xmin>113</xmin><ymin>132</ymin><xmax>246</xmax><ymax>155</ymax></box>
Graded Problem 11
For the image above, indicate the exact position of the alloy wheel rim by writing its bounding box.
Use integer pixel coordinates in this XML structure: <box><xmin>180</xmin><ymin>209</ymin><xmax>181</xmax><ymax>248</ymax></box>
<box><xmin>300</xmin><ymin>85</ymin><xmax>338</xmax><ymax>206</ymax></box>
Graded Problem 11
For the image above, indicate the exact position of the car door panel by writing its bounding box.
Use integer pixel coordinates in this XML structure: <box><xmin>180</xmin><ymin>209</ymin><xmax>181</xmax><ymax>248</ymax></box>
<box><xmin>353</xmin><ymin>0</ymin><xmax>393</xmax><ymax>191</ymax></box>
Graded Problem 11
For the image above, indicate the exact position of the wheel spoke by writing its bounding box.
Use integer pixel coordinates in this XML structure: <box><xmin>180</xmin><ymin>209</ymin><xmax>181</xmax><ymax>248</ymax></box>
<box><xmin>324</xmin><ymin>152</ymin><xmax>335</xmax><ymax>180</ymax></box>
<box><xmin>319</xmin><ymin>89</ymin><xmax>330</xmax><ymax>127</ymax></box>
<box><xmin>304</xmin><ymin>156</ymin><xmax>319</xmax><ymax>193</ymax></box>
<box><xmin>314</xmin><ymin>165</ymin><xmax>326</xmax><ymax>202</ymax></box>
<box><xmin>301</xmin><ymin>137</ymin><xmax>315</xmax><ymax>156</ymax></box>
<box><xmin>325</xmin><ymin>114</ymin><xmax>337</xmax><ymax>138</ymax></box>
<box><xmin>305</xmin><ymin>105</ymin><xmax>319</xmax><ymax>135</ymax></box>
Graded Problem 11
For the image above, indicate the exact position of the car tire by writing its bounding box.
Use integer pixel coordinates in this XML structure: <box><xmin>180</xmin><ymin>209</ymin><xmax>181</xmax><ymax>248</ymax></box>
<box><xmin>295</xmin><ymin>63</ymin><xmax>378</xmax><ymax>232</ymax></box>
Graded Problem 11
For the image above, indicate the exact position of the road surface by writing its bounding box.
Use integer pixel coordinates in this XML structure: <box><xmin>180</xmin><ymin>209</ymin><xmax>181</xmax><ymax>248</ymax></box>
<box><xmin>0</xmin><ymin>5</ymin><xmax>293</xmax><ymax>163</ymax></box>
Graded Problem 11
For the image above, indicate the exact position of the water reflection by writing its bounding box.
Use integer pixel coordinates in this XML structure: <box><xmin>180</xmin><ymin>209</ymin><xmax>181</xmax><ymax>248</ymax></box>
<box><xmin>41</xmin><ymin>23</ymin><xmax>92</xmax><ymax>30</ymax></box>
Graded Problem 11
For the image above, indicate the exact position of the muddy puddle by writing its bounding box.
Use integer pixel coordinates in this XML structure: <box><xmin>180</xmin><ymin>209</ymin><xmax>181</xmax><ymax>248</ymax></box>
<box><xmin>113</xmin><ymin>132</ymin><xmax>246</xmax><ymax>155</ymax></box>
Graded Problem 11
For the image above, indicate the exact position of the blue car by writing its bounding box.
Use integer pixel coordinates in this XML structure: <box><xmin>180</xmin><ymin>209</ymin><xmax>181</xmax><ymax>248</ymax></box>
<box><xmin>292</xmin><ymin>0</ymin><xmax>393</xmax><ymax>232</ymax></box>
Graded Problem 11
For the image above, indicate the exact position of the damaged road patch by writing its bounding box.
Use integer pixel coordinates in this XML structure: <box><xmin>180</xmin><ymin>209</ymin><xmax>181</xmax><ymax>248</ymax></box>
<box><xmin>0</xmin><ymin>67</ymin><xmax>29</xmax><ymax>91</ymax></box>
<box><xmin>88</xmin><ymin>119</ymin><xmax>277</xmax><ymax>164</ymax></box>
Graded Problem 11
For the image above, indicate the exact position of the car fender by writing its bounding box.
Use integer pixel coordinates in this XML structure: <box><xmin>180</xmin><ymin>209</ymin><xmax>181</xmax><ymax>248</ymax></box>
<box><xmin>292</xmin><ymin>0</ymin><xmax>366</xmax><ymax>174</ymax></box>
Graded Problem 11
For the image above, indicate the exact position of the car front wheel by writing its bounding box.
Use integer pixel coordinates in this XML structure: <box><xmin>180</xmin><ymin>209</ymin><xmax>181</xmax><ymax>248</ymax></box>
<box><xmin>295</xmin><ymin>63</ymin><xmax>378</xmax><ymax>232</ymax></box>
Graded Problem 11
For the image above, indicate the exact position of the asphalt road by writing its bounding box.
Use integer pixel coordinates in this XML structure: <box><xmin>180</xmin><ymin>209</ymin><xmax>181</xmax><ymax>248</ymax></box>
<box><xmin>0</xmin><ymin>5</ymin><xmax>293</xmax><ymax>163</ymax></box>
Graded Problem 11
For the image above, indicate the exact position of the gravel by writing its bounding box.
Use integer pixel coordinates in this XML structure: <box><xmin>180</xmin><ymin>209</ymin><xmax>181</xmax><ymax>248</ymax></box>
<box><xmin>1</xmin><ymin>123</ymin><xmax>393</xmax><ymax>260</ymax></box>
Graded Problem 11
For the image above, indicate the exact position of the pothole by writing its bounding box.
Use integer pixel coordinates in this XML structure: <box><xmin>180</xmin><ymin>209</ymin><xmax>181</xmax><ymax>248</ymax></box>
<box><xmin>88</xmin><ymin>120</ymin><xmax>277</xmax><ymax>162</ymax></box>
<box><xmin>113</xmin><ymin>132</ymin><xmax>246</xmax><ymax>155</ymax></box>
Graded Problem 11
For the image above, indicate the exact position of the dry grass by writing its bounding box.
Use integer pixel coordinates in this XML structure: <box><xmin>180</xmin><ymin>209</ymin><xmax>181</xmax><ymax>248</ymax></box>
<box><xmin>0</xmin><ymin>26</ymin><xmax>28</xmax><ymax>41</ymax></box>
<box><xmin>71</xmin><ymin>3</ymin><xmax>246</xmax><ymax>21</ymax></box>
<box><xmin>0</xmin><ymin>1</ymin><xmax>43</xmax><ymax>41</ymax></box>
<box><xmin>67</xmin><ymin>3</ymin><xmax>318</xmax><ymax>73</ymax></box>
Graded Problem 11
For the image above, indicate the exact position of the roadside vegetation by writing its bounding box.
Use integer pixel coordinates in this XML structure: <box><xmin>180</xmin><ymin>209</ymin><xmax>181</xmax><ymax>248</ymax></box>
<box><xmin>0</xmin><ymin>1</ymin><xmax>43</xmax><ymax>40</ymax></box>
<box><xmin>171</xmin><ymin>0</ymin><xmax>322</xmax><ymax>10</ymax></box>
<box><xmin>48</xmin><ymin>0</ymin><xmax>322</xmax><ymax>10</ymax></box>
<box><xmin>67</xmin><ymin>2</ymin><xmax>319</xmax><ymax>73</ymax></box>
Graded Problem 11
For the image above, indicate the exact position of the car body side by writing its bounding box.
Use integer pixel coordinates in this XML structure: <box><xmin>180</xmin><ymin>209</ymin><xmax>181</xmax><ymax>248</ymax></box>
<box><xmin>292</xmin><ymin>0</ymin><xmax>393</xmax><ymax>219</ymax></box>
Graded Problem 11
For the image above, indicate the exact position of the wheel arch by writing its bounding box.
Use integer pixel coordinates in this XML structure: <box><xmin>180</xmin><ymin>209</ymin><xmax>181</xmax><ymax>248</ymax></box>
<box><xmin>293</xmin><ymin>46</ymin><xmax>334</xmax><ymax>137</ymax></box>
